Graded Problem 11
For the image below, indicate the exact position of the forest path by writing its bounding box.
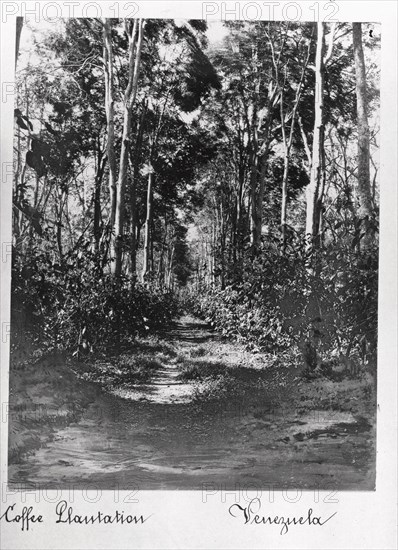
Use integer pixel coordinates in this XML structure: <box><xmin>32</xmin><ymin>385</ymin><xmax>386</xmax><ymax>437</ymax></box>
<box><xmin>8</xmin><ymin>315</ymin><xmax>376</xmax><ymax>490</ymax></box>
<box><xmin>108</xmin><ymin>316</ymin><xmax>216</xmax><ymax>404</ymax></box>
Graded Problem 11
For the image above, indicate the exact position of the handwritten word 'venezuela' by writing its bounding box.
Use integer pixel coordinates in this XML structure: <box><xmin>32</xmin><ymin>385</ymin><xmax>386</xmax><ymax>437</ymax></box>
<box><xmin>0</xmin><ymin>501</ymin><xmax>150</xmax><ymax>531</ymax></box>
<box><xmin>229</xmin><ymin>498</ymin><xmax>337</xmax><ymax>535</ymax></box>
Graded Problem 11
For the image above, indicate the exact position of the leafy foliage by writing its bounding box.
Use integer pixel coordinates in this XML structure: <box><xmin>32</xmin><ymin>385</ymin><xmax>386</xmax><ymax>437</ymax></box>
<box><xmin>188</xmin><ymin>224</ymin><xmax>378</xmax><ymax>364</ymax></box>
<box><xmin>11</xmin><ymin>243</ymin><xmax>178</xmax><ymax>355</ymax></box>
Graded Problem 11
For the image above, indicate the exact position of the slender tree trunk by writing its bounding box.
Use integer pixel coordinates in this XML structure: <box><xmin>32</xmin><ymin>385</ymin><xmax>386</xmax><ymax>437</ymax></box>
<box><xmin>302</xmin><ymin>24</ymin><xmax>335</xmax><ymax>371</ymax></box>
<box><xmin>112</xmin><ymin>19</ymin><xmax>145</xmax><ymax>279</ymax></box>
<box><xmin>150</xmin><ymin>217</ymin><xmax>154</xmax><ymax>273</ymax></box>
<box><xmin>140</xmin><ymin>86</ymin><xmax>169</xmax><ymax>284</ymax></box>
<box><xmin>251</xmin><ymin>80</ymin><xmax>275</xmax><ymax>254</ymax></box>
<box><xmin>129</xmin><ymin>166</ymin><xmax>138</xmax><ymax>280</ymax></box>
<box><xmin>353</xmin><ymin>22</ymin><xmax>372</xmax><ymax>220</ymax></box>
<box><xmin>142</xmin><ymin>170</ymin><xmax>154</xmax><ymax>282</ymax></box>
<box><xmin>306</xmin><ymin>22</ymin><xmax>325</xmax><ymax>248</ymax></box>
<box><xmin>167</xmin><ymin>243</ymin><xmax>175</xmax><ymax>289</ymax></box>
<box><xmin>129</xmin><ymin>103</ymin><xmax>146</xmax><ymax>282</ymax></box>
<box><xmin>249</xmin><ymin>148</ymin><xmax>259</xmax><ymax>252</ymax></box>
<box><xmin>102</xmin><ymin>22</ymin><xmax>116</xmax><ymax>211</ymax></box>
<box><xmin>255</xmin><ymin>139</ymin><xmax>271</xmax><ymax>247</ymax></box>
<box><xmin>236</xmin><ymin>171</ymin><xmax>244</xmax><ymax>258</ymax></box>
<box><xmin>103</xmin><ymin>19</ymin><xmax>118</xmax><ymax>265</ymax></box>
<box><xmin>249</xmin><ymin>43</ymin><xmax>261</xmax><ymax>255</ymax></box>
<box><xmin>93</xmin><ymin>154</ymin><xmax>106</xmax><ymax>255</ymax></box>
<box><xmin>280</xmin><ymin>83</ymin><xmax>289</xmax><ymax>245</ymax></box>
<box><xmin>220</xmin><ymin>202</ymin><xmax>226</xmax><ymax>288</ymax></box>
<box><xmin>158</xmin><ymin>215</ymin><xmax>167</xmax><ymax>286</ymax></box>
<box><xmin>280</xmin><ymin>44</ymin><xmax>310</xmax><ymax>246</ymax></box>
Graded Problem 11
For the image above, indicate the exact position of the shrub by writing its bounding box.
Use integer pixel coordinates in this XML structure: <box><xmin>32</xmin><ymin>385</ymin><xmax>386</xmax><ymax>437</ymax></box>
<box><xmin>185</xmin><ymin>230</ymin><xmax>378</xmax><ymax>364</ymax></box>
<box><xmin>11</xmin><ymin>244</ymin><xmax>179</xmax><ymax>355</ymax></box>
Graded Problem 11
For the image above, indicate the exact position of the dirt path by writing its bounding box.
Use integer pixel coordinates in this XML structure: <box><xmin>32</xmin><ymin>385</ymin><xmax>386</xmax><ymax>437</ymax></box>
<box><xmin>8</xmin><ymin>316</ymin><xmax>376</xmax><ymax>490</ymax></box>
<box><xmin>108</xmin><ymin>319</ymin><xmax>216</xmax><ymax>404</ymax></box>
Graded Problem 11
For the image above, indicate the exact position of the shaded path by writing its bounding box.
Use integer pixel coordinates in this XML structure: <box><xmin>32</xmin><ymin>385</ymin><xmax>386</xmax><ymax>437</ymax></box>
<box><xmin>105</xmin><ymin>317</ymin><xmax>217</xmax><ymax>404</ymax></box>
<box><xmin>8</xmin><ymin>316</ymin><xmax>376</xmax><ymax>490</ymax></box>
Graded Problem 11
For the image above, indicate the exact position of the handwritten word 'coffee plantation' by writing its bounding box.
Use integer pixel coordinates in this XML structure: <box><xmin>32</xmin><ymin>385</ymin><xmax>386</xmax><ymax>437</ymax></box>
<box><xmin>0</xmin><ymin>502</ymin><xmax>150</xmax><ymax>531</ymax></box>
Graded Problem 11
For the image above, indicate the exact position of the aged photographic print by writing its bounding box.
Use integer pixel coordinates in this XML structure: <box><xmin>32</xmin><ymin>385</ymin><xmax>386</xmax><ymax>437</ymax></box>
<box><xmin>8</xmin><ymin>17</ymin><xmax>380</xmax><ymax>490</ymax></box>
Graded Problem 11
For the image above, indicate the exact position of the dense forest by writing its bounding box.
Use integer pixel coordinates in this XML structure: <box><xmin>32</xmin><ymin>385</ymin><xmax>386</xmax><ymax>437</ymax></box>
<box><xmin>12</xmin><ymin>18</ymin><xmax>379</xmax><ymax>369</ymax></box>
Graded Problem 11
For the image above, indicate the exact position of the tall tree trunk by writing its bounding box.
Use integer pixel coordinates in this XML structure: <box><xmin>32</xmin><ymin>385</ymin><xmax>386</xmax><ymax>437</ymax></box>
<box><xmin>249</xmin><ymin>43</ymin><xmax>261</xmax><ymax>255</ymax></box>
<box><xmin>353</xmin><ymin>22</ymin><xmax>372</xmax><ymax>221</ymax></box>
<box><xmin>93</xmin><ymin>153</ymin><xmax>106</xmax><ymax>256</ymax></box>
<box><xmin>249</xmin><ymin>109</ymin><xmax>260</xmax><ymax>254</ymax></box>
<box><xmin>280</xmin><ymin>83</ymin><xmax>289</xmax><ymax>246</ymax></box>
<box><xmin>255</xmin><ymin>138</ymin><xmax>271</xmax><ymax>247</ymax></box>
<box><xmin>280</xmin><ymin>42</ymin><xmax>310</xmax><ymax>246</ymax></box>
<box><xmin>142</xmin><ymin>169</ymin><xmax>154</xmax><ymax>282</ymax></box>
<box><xmin>166</xmin><ymin>243</ymin><xmax>175</xmax><ymax>289</ymax></box>
<box><xmin>303</xmin><ymin>24</ymin><xmax>335</xmax><ymax>371</ymax></box>
<box><xmin>219</xmin><ymin>201</ymin><xmax>226</xmax><ymax>288</ymax></box>
<box><xmin>150</xmin><ymin>217</ymin><xmax>155</xmax><ymax>273</ymax></box>
<box><xmin>103</xmin><ymin>19</ymin><xmax>117</xmax><ymax>262</ymax></box>
<box><xmin>306</xmin><ymin>22</ymin><xmax>325</xmax><ymax>248</ymax></box>
<box><xmin>129</xmin><ymin>102</ymin><xmax>146</xmax><ymax>282</ymax></box>
<box><xmin>112</xmin><ymin>19</ymin><xmax>145</xmax><ymax>279</ymax></box>
<box><xmin>236</xmin><ymin>169</ymin><xmax>244</xmax><ymax>259</ymax></box>
<box><xmin>158</xmin><ymin>215</ymin><xmax>167</xmax><ymax>287</ymax></box>
<box><xmin>129</xmin><ymin>166</ymin><xmax>138</xmax><ymax>280</ymax></box>
<box><xmin>140</xmin><ymin>81</ymin><xmax>169</xmax><ymax>284</ymax></box>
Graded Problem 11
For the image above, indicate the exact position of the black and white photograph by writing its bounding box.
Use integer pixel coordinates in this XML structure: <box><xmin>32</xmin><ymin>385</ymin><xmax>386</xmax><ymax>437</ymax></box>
<box><xmin>0</xmin><ymin>2</ymin><xmax>397</xmax><ymax>549</ymax></box>
<box><xmin>7</xmin><ymin>14</ymin><xmax>381</xmax><ymax>490</ymax></box>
